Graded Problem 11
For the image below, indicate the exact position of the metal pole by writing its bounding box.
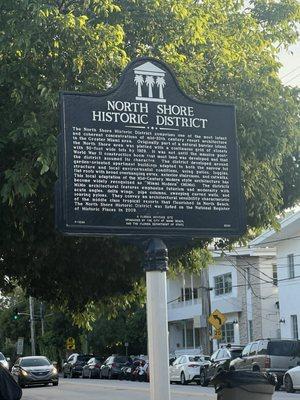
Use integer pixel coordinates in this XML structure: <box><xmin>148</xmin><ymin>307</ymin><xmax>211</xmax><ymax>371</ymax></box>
<box><xmin>200</xmin><ymin>268</ymin><xmax>212</xmax><ymax>355</ymax></box>
<box><xmin>144</xmin><ymin>238</ymin><xmax>170</xmax><ymax>400</ymax></box>
<box><xmin>29</xmin><ymin>296</ymin><xmax>36</xmax><ymax>356</ymax></box>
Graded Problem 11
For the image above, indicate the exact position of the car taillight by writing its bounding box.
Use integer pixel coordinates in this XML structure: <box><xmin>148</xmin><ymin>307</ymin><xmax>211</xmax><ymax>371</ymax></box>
<box><xmin>188</xmin><ymin>364</ymin><xmax>198</xmax><ymax>368</ymax></box>
<box><xmin>265</xmin><ymin>357</ymin><xmax>271</xmax><ymax>369</ymax></box>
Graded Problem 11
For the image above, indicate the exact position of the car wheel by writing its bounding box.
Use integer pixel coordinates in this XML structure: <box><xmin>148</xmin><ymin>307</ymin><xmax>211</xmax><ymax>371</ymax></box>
<box><xmin>200</xmin><ymin>370</ymin><xmax>209</xmax><ymax>387</ymax></box>
<box><xmin>180</xmin><ymin>372</ymin><xmax>186</xmax><ymax>385</ymax></box>
<box><xmin>63</xmin><ymin>369</ymin><xmax>67</xmax><ymax>378</ymax></box>
<box><xmin>53</xmin><ymin>381</ymin><xmax>59</xmax><ymax>386</ymax></box>
<box><xmin>108</xmin><ymin>370</ymin><xmax>112</xmax><ymax>380</ymax></box>
<box><xmin>196</xmin><ymin>380</ymin><xmax>201</xmax><ymax>385</ymax></box>
<box><xmin>70</xmin><ymin>368</ymin><xmax>75</xmax><ymax>378</ymax></box>
<box><xmin>285</xmin><ymin>375</ymin><xmax>295</xmax><ymax>393</ymax></box>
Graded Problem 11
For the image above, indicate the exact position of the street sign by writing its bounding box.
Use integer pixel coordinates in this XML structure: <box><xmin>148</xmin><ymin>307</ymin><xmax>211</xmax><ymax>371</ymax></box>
<box><xmin>66</xmin><ymin>337</ymin><xmax>75</xmax><ymax>350</ymax></box>
<box><xmin>56</xmin><ymin>57</ymin><xmax>246</xmax><ymax>238</ymax></box>
<box><xmin>208</xmin><ymin>309</ymin><xmax>227</xmax><ymax>329</ymax></box>
<box><xmin>16</xmin><ymin>337</ymin><xmax>24</xmax><ymax>355</ymax></box>
<box><xmin>213</xmin><ymin>328</ymin><xmax>222</xmax><ymax>340</ymax></box>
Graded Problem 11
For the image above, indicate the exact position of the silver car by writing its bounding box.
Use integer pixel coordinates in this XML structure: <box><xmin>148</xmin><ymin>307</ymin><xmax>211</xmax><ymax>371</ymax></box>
<box><xmin>230</xmin><ymin>339</ymin><xmax>300</xmax><ymax>389</ymax></box>
<box><xmin>11</xmin><ymin>356</ymin><xmax>59</xmax><ymax>387</ymax></box>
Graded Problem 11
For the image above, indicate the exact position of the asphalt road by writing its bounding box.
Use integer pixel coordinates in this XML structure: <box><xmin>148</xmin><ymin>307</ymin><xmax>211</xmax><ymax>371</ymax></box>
<box><xmin>21</xmin><ymin>378</ymin><xmax>299</xmax><ymax>400</ymax></box>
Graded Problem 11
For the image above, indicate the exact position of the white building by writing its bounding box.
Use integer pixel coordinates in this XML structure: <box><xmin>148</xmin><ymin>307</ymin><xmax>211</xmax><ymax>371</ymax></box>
<box><xmin>167</xmin><ymin>246</ymin><xmax>280</xmax><ymax>354</ymax></box>
<box><xmin>250</xmin><ymin>210</ymin><xmax>300</xmax><ymax>340</ymax></box>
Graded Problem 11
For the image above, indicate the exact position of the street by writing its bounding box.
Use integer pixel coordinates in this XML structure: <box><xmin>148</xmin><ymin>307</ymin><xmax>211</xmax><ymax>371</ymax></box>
<box><xmin>21</xmin><ymin>378</ymin><xmax>299</xmax><ymax>400</ymax></box>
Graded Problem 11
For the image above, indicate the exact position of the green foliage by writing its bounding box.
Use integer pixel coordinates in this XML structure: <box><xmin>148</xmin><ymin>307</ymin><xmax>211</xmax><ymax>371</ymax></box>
<box><xmin>0</xmin><ymin>0</ymin><xmax>299</xmax><ymax>318</ymax></box>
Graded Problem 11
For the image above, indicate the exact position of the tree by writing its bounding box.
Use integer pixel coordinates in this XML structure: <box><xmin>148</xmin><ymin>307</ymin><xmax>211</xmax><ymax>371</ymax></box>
<box><xmin>0</xmin><ymin>0</ymin><xmax>299</xmax><ymax>318</ymax></box>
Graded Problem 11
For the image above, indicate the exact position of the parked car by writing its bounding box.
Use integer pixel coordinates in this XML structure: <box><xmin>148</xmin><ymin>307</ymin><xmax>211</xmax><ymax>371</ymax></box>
<box><xmin>170</xmin><ymin>354</ymin><xmax>210</xmax><ymax>385</ymax></box>
<box><xmin>199</xmin><ymin>346</ymin><xmax>244</xmax><ymax>386</ymax></box>
<box><xmin>100</xmin><ymin>355</ymin><xmax>132</xmax><ymax>379</ymax></box>
<box><xmin>230</xmin><ymin>339</ymin><xmax>300</xmax><ymax>389</ymax></box>
<box><xmin>82</xmin><ymin>357</ymin><xmax>103</xmax><ymax>379</ymax></box>
<box><xmin>0</xmin><ymin>352</ymin><xmax>10</xmax><ymax>370</ymax></box>
<box><xmin>11</xmin><ymin>356</ymin><xmax>58</xmax><ymax>387</ymax></box>
<box><xmin>284</xmin><ymin>366</ymin><xmax>300</xmax><ymax>393</ymax></box>
<box><xmin>62</xmin><ymin>353</ymin><xmax>93</xmax><ymax>378</ymax></box>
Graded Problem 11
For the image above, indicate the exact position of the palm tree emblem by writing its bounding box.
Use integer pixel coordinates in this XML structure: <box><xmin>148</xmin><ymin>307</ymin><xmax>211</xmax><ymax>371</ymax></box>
<box><xmin>134</xmin><ymin>74</ymin><xmax>144</xmax><ymax>97</ymax></box>
<box><xmin>156</xmin><ymin>76</ymin><xmax>166</xmax><ymax>99</ymax></box>
<box><xmin>145</xmin><ymin>75</ymin><xmax>155</xmax><ymax>98</ymax></box>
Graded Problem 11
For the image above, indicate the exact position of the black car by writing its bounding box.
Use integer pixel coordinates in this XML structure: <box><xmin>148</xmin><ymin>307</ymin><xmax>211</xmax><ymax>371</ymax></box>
<box><xmin>11</xmin><ymin>356</ymin><xmax>59</xmax><ymax>387</ymax></box>
<box><xmin>199</xmin><ymin>346</ymin><xmax>243</xmax><ymax>386</ymax></box>
<box><xmin>62</xmin><ymin>353</ymin><xmax>93</xmax><ymax>378</ymax></box>
<box><xmin>100</xmin><ymin>355</ymin><xmax>132</xmax><ymax>379</ymax></box>
<box><xmin>82</xmin><ymin>357</ymin><xmax>104</xmax><ymax>379</ymax></box>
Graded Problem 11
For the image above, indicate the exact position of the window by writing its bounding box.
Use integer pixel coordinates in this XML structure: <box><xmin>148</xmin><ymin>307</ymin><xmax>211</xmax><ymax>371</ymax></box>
<box><xmin>242</xmin><ymin>343</ymin><xmax>252</xmax><ymax>357</ymax></box>
<box><xmin>272</xmin><ymin>264</ymin><xmax>278</xmax><ymax>286</ymax></box>
<box><xmin>249</xmin><ymin>342</ymin><xmax>258</xmax><ymax>356</ymax></box>
<box><xmin>246</xmin><ymin>267</ymin><xmax>251</xmax><ymax>289</ymax></box>
<box><xmin>249</xmin><ymin>320</ymin><xmax>253</xmax><ymax>341</ymax></box>
<box><xmin>181</xmin><ymin>287</ymin><xmax>198</xmax><ymax>301</ymax></box>
<box><xmin>221</xmin><ymin>322</ymin><xmax>235</xmax><ymax>343</ymax></box>
<box><xmin>291</xmin><ymin>315</ymin><xmax>299</xmax><ymax>339</ymax></box>
<box><xmin>288</xmin><ymin>254</ymin><xmax>295</xmax><ymax>279</ymax></box>
<box><xmin>214</xmin><ymin>273</ymin><xmax>232</xmax><ymax>296</ymax></box>
<box><xmin>257</xmin><ymin>340</ymin><xmax>268</xmax><ymax>355</ymax></box>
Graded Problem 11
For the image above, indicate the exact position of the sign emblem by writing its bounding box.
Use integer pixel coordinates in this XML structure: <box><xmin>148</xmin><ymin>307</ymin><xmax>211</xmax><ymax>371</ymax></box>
<box><xmin>134</xmin><ymin>61</ymin><xmax>166</xmax><ymax>103</ymax></box>
<box><xmin>208</xmin><ymin>309</ymin><xmax>227</xmax><ymax>330</ymax></box>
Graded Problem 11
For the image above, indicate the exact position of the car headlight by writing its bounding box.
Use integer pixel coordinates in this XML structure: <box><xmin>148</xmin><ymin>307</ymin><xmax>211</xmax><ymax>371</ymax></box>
<box><xmin>21</xmin><ymin>369</ymin><xmax>28</xmax><ymax>376</ymax></box>
<box><xmin>52</xmin><ymin>367</ymin><xmax>58</xmax><ymax>375</ymax></box>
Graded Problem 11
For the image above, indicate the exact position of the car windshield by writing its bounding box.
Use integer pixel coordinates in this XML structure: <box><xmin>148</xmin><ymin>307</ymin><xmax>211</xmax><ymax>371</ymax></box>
<box><xmin>231</xmin><ymin>349</ymin><xmax>243</xmax><ymax>360</ymax></box>
<box><xmin>268</xmin><ymin>341</ymin><xmax>300</xmax><ymax>357</ymax></box>
<box><xmin>78</xmin><ymin>356</ymin><xmax>92</xmax><ymax>362</ymax></box>
<box><xmin>188</xmin><ymin>356</ymin><xmax>201</xmax><ymax>362</ymax></box>
<box><xmin>20</xmin><ymin>358</ymin><xmax>50</xmax><ymax>367</ymax></box>
<box><xmin>115</xmin><ymin>356</ymin><xmax>129</xmax><ymax>363</ymax></box>
<box><xmin>0</xmin><ymin>353</ymin><xmax>5</xmax><ymax>361</ymax></box>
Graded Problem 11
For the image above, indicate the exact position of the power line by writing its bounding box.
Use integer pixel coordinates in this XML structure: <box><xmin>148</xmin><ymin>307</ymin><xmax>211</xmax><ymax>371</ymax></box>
<box><xmin>284</xmin><ymin>73</ymin><xmax>300</xmax><ymax>85</ymax></box>
<box><xmin>249</xmin><ymin>234</ymin><xmax>300</xmax><ymax>246</ymax></box>
<box><xmin>281</xmin><ymin>66</ymin><xmax>300</xmax><ymax>80</ymax></box>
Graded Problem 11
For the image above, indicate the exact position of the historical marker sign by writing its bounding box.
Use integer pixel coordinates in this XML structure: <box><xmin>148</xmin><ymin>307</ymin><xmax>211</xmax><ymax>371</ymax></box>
<box><xmin>56</xmin><ymin>57</ymin><xmax>245</xmax><ymax>238</ymax></box>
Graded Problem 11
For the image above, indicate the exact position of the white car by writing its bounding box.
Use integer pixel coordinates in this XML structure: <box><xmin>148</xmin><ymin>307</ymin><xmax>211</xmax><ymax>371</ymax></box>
<box><xmin>169</xmin><ymin>355</ymin><xmax>210</xmax><ymax>385</ymax></box>
<box><xmin>0</xmin><ymin>352</ymin><xmax>10</xmax><ymax>369</ymax></box>
<box><xmin>284</xmin><ymin>366</ymin><xmax>300</xmax><ymax>393</ymax></box>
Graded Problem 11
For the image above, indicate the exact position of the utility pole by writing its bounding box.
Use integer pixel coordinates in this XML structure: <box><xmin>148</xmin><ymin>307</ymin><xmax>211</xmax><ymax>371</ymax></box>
<box><xmin>200</xmin><ymin>268</ymin><xmax>212</xmax><ymax>355</ymax></box>
<box><xmin>29</xmin><ymin>296</ymin><xmax>36</xmax><ymax>356</ymax></box>
<box><xmin>40</xmin><ymin>302</ymin><xmax>45</xmax><ymax>336</ymax></box>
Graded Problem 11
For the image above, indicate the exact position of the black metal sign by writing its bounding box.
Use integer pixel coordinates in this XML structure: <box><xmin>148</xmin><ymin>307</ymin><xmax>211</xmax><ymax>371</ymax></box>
<box><xmin>56</xmin><ymin>57</ymin><xmax>246</xmax><ymax>238</ymax></box>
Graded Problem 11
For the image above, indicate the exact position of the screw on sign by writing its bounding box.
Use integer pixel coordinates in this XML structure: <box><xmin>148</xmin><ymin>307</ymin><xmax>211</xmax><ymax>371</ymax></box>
<box><xmin>66</xmin><ymin>337</ymin><xmax>75</xmax><ymax>350</ymax></box>
<box><xmin>208</xmin><ymin>309</ymin><xmax>227</xmax><ymax>330</ymax></box>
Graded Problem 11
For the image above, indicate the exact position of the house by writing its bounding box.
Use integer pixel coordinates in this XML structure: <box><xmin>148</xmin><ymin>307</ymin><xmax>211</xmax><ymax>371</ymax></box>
<box><xmin>250</xmin><ymin>210</ymin><xmax>300</xmax><ymax>339</ymax></box>
<box><xmin>167</xmin><ymin>246</ymin><xmax>280</xmax><ymax>354</ymax></box>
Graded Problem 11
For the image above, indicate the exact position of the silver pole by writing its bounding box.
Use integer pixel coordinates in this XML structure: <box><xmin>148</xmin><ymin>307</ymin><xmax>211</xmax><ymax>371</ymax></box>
<box><xmin>29</xmin><ymin>296</ymin><xmax>36</xmax><ymax>356</ymax></box>
<box><xmin>144</xmin><ymin>238</ymin><xmax>170</xmax><ymax>400</ymax></box>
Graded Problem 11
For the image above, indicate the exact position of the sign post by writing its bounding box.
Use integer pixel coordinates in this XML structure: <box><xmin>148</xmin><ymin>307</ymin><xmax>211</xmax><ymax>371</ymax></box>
<box><xmin>144</xmin><ymin>238</ymin><xmax>170</xmax><ymax>400</ymax></box>
<box><xmin>56</xmin><ymin>57</ymin><xmax>246</xmax><ymax>400</ymax></box>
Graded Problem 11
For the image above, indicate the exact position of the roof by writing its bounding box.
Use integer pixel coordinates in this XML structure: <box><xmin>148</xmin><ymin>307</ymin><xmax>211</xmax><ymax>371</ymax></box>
<box><xmin>134</xmin><ymin>61</ymin><xmax>165</xmax><ymax>75</ymax></box>
<box><xmin>250</xmin><ymin>210</ymin><xmax>300</xmax><ymax>247</ymax></box>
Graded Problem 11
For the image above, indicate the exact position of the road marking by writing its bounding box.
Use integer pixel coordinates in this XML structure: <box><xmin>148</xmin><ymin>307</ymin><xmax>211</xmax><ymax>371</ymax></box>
<box><xmin>61</xmin><ymin>380</ymin><xmax>216</xmax><ymax>398</ymax></box>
